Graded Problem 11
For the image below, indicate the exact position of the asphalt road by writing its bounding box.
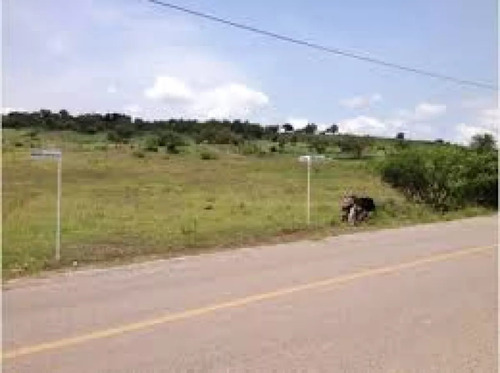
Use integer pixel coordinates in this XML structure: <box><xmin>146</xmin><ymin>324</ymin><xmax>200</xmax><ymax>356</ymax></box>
<box><xmin>3</xmin><ymin>216</ymin><xmax>498</xmax><ymax>372</ymax></box>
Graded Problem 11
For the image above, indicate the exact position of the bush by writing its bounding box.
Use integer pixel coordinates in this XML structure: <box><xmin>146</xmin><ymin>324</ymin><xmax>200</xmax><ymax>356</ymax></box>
<box><xmin>199</xmin><ymin>148</ymin><xmax>219</xmax><ymax>160</ymax></box>
<box><xmin>158</xmin><ymin>130</ymin><xmax>187</xmax><ymax>154</ymax></box>
<box><xmin>107</xmin><ymin>131</ymin><xmax>123</xmax><ymax>143</ymax></box>
<box><xmin>142</xmin><ymin>135</ymin><xmax>160</xmax><ymax>152</ymax></box>
<box><xmin>338</xmin><ymin>136</ymin><xmax>373</xmax><ymax>158</ymax></box>
<box><xmin>196</xmin><ymin>128</ymin><xmax>243</xmax><ymax>145</ymax></box>
<box><xmin>93</xmin><ymin>144</ymin><xmax>108</xmax><ymax>151</ymax></box>
<box><xmin>26</xmin><ymin>129</ymin><xmax>40</xmax><ymax>139</ymax></box>
<box><xmin>309</xmin><ymin>137</ymin><xmax>330</xmax><ymax>154</ymax></box>
<box><xmin>132</xmin><ymin>150</ymin><xmax>145</xmax><ymax>158</ymax></box>
<box><xmin>380</xmin><ymin>147</ymin><xmax>498</xmax><ymax>211</ymax></box>
<box><xmin>239</xmin><ymin>142</ymin><xmax>261</xmax><ymax>155</ymax></box>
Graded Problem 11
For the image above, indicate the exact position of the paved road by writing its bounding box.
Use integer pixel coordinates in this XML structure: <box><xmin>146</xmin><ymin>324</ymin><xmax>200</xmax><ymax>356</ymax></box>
<box><xmin>3</xmin><ymin>216</ymin><xmax>498</xmax><ymax>372</ymax></box>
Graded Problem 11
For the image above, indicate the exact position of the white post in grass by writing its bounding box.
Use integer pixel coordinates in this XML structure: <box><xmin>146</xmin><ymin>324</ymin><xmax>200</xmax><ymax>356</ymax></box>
<box><xmin>307</xmin><ymin>155</ymin><xmax>311</xmax><ymax>225</ymax></box>
<box><xmin>298</xmin><ymin>155</ymin><xmax>325</xmax><ymax>226</ymax></box>
<box><xmin>56</xmin><ymin>154</ymin><xmax>62</xmax><ymax>261</ymax></box>
<box><xmin>31</xmin><ymin>149</ymin><xmax>62</xmax><ymax>261</ymax></box>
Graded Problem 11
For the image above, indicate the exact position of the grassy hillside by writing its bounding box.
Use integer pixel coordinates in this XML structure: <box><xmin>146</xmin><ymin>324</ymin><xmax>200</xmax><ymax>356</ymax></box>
<box><xmin>2</xmin><ymin>129</ymin><xmax>491</xmax><ymax>279</ymax></box>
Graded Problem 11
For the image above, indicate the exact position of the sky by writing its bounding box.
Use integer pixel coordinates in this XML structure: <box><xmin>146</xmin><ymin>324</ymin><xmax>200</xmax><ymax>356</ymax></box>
<box><xmin>2</xmin><ymin>0</ymin><xmax>498</xmax><ymax>143</ymax></box>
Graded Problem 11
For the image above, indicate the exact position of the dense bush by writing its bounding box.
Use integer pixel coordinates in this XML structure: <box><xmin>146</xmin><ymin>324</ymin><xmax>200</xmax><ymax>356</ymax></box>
<box><xmin>380</xmin><ymin>147</ymin><xmax>498</xmax><ymax>211</ymax></box>
<box><xmin>309</xmin><ymin>137</ymin><xmax>330</xmax><ymax>154</ymax></box>
<box><xmin>195</xmin><ymin>127</ymin><xmax>243</xmax><ymax>145</ymax></box>
<box><xmin>337</xmin><ymin>136</ymin><xmax>373</xmax><ymax>158</ymax></box>
<box><xmin>159</xmin><ymin>130</ymin><xmax>187</xmax><ymax>154</ymax></box>
<box><xmin>199</xmin><ymin>148</ymin><xmax>219</xmax><ymax>160</ymax></box>
<box><xmin>238</xmin><ymin>142</ymin><xmax>262</xmax><ymax>155</ymax></box>
<box><xmin>142</xmin><ymin>135</ymin><xmax>160</xmax><ymax>152</ymax></box>
<box><xmin>132</xmin><ymin>150</ymin><xmax>145</xmax><ymax>158</ymax></box>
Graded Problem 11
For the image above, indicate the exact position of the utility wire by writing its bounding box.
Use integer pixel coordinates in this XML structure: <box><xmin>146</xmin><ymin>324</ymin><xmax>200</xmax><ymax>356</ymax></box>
<box><xmin>146</xmin><ymin>0</ymin><xmax>498</xmax><ymax>91</ymax></box>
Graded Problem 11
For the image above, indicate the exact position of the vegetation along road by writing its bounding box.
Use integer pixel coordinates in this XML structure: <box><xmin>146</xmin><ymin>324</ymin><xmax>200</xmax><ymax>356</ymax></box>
<box><xmin>3</xmin><ymin>118</ymin><xmax>497</xmax><ymax>279</ymax></box>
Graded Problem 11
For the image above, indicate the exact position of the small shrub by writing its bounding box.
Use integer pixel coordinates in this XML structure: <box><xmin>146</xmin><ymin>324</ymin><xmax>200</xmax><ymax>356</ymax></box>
<box><xmin>338</xmin><ymin>136</ymin><xmax>373</xmax><ymax>158</ymax></box>
<box><xmin>159</xmin><ymin>131</ymin><xmax>187</xmax><ymax>154</ymax></box>
<box><xmin>309</xmin><ymin>137</ymin><xmax>329</xmax><ymax>154</ymax></box>
<box><xmin>142</xmin><ymin>135</ymin><xmax>160</xmax><ymax>152</ymax></box>
<box><xmin>93</xmin><ymin>144</ymin><xmax>108</xmax><ymax>151</ymax></box>
<box><xmin>132</xmin><ymin>150</ymin><xmax>145</xmax><ymax>158</ymax></box>
<box><xmin>26</xmin><ymin>129</ymin><xmax>40</xmax><ymax>139</ymax></box>
<box><xmin>107</xmin><ymin>131</ymin><xmax>124</xmax><ymax>143</ymax></box>
<box><xmin>239</xmin><ymin>142</ymin><xmax>261</xmax><ymax>155</ymax></box>
<box><xmin>196</xmin><ymin>128</ymin><xmax>242</xmax><ymax>145</ymax></box>
<box><xmin>165</xmin><ymin>144</ymin><xmax>180</xmax><ymax>154</ymax></box>
<box><xmin>200</xmin><ymin>149</ymin><xmax>219</xmax><ymax>160</ymax></box>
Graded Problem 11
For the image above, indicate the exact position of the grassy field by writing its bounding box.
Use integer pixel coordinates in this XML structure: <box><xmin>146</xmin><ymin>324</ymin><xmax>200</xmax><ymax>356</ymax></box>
<box><xmin>2</xmin><ymin>129</ymin><xmax>492</xmax><ymax>279</ymax></box>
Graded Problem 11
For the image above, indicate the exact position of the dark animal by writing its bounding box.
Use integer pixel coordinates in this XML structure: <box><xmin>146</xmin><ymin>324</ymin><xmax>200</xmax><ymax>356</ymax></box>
<box><xmin>341</xmin><ymin>194</ymin><xmax>376</xmax><ymax>224</ymax></box>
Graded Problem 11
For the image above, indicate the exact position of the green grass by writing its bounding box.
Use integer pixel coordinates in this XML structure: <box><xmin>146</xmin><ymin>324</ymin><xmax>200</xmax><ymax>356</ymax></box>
<box><xmin>2</xmin><ymin>129</ymin><xmax>494</xmax><ymax>279</ymax></box>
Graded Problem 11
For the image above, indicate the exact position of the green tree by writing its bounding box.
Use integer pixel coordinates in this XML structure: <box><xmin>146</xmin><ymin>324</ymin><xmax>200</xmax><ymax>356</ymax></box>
<box><xmin>159</xmin><ymin>130</ymin><xmax>187</xmax><ymax>154</ymax></box>
<box><xmin>304</xmin><ymin>123</ymin><xmax>317</xmax><ymax>134</ymax></box>
<box><xmin>265</xmin><ymin>125</ymin><xmax>279</xmax><ymax>134</ymax></box>
<box><xmin>470</xmin><ymin>133</ymin><xmax>496</xmax><ymax>152</ymax></box>
<box><xmin>326</xmin><ymin>124</ymin><xmax>339</xmax><ymax>134</ymax></box>
<box><xmin>59</xmin><ymin>109</ymin><xmax>70</xmax><ymax>120</ymax></box>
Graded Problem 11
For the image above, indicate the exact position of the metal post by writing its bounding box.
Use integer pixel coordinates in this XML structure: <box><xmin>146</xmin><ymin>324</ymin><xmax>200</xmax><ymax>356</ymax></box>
<box><xmin>307</xmin><ymin>156</ymin><xmax>311</xmax><ymax>225</ymax></box>
<box><xmin>31</xmin><ymin>149</ymin><xmax>63</xmax><ymax>262</ymax></box>
<box><xmin>56</xmin><ymin>156</ymin><xmax>62</xmax><ymax>261</ymax></box>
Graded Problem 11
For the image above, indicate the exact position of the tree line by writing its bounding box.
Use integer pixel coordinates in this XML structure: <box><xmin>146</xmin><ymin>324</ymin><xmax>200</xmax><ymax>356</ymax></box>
<box><xmin>4</xmin><ymin>109</ymin><xmax>494</xmax><ymax>159</ymax></box>
<box><xmin>2</xmin><ymin>109</ymin><xmax>339</xmax><ymax>141</ymax></box>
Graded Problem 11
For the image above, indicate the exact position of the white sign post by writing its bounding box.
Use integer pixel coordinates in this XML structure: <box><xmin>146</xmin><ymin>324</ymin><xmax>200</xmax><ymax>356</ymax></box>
<box><xmin>298</xmin><ymin>155</ymin><xmax>326</xmax><ymax>225</ymax></box>
<box><xmin>31</xmin><ymin>149</ymin><xmax>62</xmax><ymax>261</ymax></box>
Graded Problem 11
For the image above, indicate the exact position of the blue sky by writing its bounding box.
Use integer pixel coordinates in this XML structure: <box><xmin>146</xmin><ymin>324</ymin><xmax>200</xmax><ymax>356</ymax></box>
<box><xmin>3</xmin><ymin>0</ymin><xmax>498</xmax><ymax>143</ymax></box>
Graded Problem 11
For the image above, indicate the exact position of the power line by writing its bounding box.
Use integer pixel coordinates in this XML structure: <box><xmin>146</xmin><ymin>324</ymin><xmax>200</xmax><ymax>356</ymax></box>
<box><xmin>146</xmin><ymin>0</ymin><xmax>498</xmax><ymax>91</ymax></box>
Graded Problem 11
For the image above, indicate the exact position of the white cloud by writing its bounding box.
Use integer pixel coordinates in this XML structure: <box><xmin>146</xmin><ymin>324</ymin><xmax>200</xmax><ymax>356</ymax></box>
<box><xmin>338</xmin><ymin>115</ymin><xmax>392</xmax><ymax>137</ymax></box>
<box><xmin>455</xmin><ymin>123</ymin><xmax>497</xmax><ymax>144</ymax></box>
<box><xmin>4</xmin><ymin>1</ymin><xmax>248</xmax><ymax>118</ymax></box>
<box><xmin>123</xmin><ymin>104</ymin><xmax>141</xmax><ymax>114</ymax></box>
<box><xmin>461</xmin><ymin>96</ymin><xmax>496</xmax><ymax>109</ymax></box>
<box><xmin>144</xmin><ymin>76</ymin><xmax>269</xmax><ymax>120</ymax></box>
<box><xmin>455</xmin><ymin>107</ymin><xmax>499</xmax><ymax>144</ymax></box>
<box><xmin>339</xmin><ymin>94</ymin><xmax>382</xmax><ymax>109</ymax></box>
<box><xmin>107</xmin><ymin>85</ymin><xmax>118</xmax><ymax>94</ymax></box>
<box><xmin>337</xmin><ymin>102</ymin><xmax>445</xmax><ymax>139</ymax></box>
<box><xmin>1</xmin><ymin>107</ymin><xmax>25</xmax><ymax>115</ymax></box>
<box><xmin>46</xmin><ymin>36</ymin><xmax>66</xmax><ymax>55</ymax></box>
<box><xmin>413</xmin><ymin>102</ymin><xmax>446</xmax><ymax>119</ymax></box>
<box><xmin>144</xmin><ymin>76</ymin><xmax>194</xmax><ymax>102</ymax></box>
<box><xmin>393</xmin><ymin>102</ymin><xmax>447</xmax><ymax>125</ymax></box>
<box><xmin>193</xmin><ymin>83</ymin><xmax>269</xmax><ymax>119</ymax></box>
<box><xmin>478</xmin><ymin>108</ymin><xmax>499</xmax><ymax>128</ymax></box>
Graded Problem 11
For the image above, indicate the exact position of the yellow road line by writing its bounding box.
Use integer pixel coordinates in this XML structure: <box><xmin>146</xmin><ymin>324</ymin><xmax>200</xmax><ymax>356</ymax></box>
<box><xmin>3</xmin><ymin>244</ymin><xmax>496</xmax><ymax>360</ymax></box>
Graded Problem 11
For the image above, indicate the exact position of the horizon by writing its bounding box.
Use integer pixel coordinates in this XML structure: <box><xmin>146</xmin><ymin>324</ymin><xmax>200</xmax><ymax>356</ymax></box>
<box><xmin>2</xmin><ymin>108</ymin><xmax>471</xmax><ymax>145</ymax></box>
